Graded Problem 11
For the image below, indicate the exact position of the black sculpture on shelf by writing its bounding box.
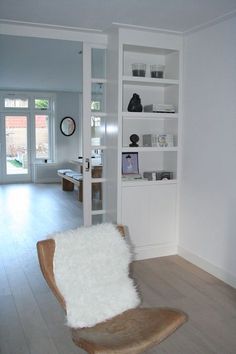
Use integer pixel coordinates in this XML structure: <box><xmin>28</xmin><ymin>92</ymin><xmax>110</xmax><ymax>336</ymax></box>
<box><xmin>129</xmin><ymin>134</ymin><xmax>139</xmax><ymax>147</ymax></box>
<box><xmin>127</xmin><ymin>93</ymin><xmax>143</xmax><ymax>112</ymax></box>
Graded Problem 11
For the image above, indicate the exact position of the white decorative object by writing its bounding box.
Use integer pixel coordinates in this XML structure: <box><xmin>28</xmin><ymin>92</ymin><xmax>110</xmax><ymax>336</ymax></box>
<box><xmin>157</xmin><ymin>134</ymin><xmax>174</xmax><ymax>147</ymax></box>
<box><xmin>52</xmin><ymin>223</ymin><xmax>140</xmax><ymax>328</ymax></box>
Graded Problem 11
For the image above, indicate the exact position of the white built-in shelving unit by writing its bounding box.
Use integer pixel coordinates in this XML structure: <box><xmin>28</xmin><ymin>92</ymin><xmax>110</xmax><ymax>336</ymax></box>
<box><xmin>107</xmin><ymin>27</ymin><xmax>183</xmax><ymax>259</ymax></box>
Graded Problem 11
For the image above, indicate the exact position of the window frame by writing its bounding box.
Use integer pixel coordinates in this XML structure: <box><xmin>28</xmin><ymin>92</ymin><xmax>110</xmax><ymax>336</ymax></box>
<box><xmin>3</xmin><ymin>94</ymin><xmax>29</xmax><ymax>109</ymax></box>
<box><xmin>1</xmin><ymin>91</ymin><xmax>55</xmax><ymax>163</ymax></box>
<box><xmin>32</xmin><ymin>94</ymin><xmax>55</xmax><ymax>162</ymax></box>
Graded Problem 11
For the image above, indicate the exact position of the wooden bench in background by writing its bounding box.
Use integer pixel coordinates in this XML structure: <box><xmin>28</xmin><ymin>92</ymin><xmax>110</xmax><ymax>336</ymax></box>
<box><xmin>57</xmin><ymin>166</ymin><xmax>102</xmax><ymax>203</ymax></box>
<box><xmin>57</xmin><ymin>169</ymin><xmax>83</xmax><ymax>201</ymax></box>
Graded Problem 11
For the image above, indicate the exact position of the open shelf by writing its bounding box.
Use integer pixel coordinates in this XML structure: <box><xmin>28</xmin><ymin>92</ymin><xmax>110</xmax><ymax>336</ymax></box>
<box><xmin>122</xmin><ymin>76</ymin><xmax>179</xmax><ymax>86</ymax></box>
<box><xmin>91</xmin><ymin>112</ymin><xmax>107</xmax><ymax>117</ymax></box>
<box><xmin>122</xmin><ymin>179</ymin><xmax>177</xmax><ymax>187</ymax></box>
<box><xmin>122</xmin><ymin>146</ymin><xmax>178</xmax><ymax>152</ymax></box>
<box><xmin>91</xmin><ymin>78</ymin><xmax>107</xmax><ymax>84</ymax></box>
<box><xmin>122</xmin><ymin>112</ymin><xmax>178</xmax><ymax>119</ymax></box>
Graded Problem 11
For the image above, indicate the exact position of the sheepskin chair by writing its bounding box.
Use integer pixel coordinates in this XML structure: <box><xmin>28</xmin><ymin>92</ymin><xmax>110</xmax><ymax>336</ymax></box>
<box><xmin>52</xmin><ymin>223</ymin><xmax>140</xmax><ymax>328</ymax></box>
<box><xmin>37</xmin><ymin>223</ymin><xmax>187</xmax><ymax>354</ymax></box>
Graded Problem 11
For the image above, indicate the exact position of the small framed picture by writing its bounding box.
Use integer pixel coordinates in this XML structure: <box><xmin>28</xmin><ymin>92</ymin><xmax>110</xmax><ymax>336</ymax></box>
<box><xmin>122</xmin><ymin>152</ymin><xmax>139</xmax><ymax>175</ymax></box>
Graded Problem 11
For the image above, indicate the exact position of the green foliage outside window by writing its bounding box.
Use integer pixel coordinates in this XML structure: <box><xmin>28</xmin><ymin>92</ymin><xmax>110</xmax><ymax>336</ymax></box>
<box><xmin>35</xmin><ymin>99</ymin><xmax>49</xmax><ymax>109</ymax></box>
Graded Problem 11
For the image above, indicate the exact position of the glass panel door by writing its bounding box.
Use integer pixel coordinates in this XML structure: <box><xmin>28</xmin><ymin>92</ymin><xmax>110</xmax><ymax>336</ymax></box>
<box><xmin>91</xmin><ymin>48</ymin><xmax>107</xmax><ymax>224</ymax></box>
<box><xmin>82</xmin><ymin>44</ymin><xmax>107</xmax><ymax>226</ymax></box>
<box><xmin>3</xmin><ymin>115</ymin><xmax>31</xmax><ymax>181</ymax></box>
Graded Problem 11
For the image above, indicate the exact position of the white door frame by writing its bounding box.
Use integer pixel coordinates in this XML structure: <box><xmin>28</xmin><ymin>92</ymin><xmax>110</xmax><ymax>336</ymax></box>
<box><xmin>0</xmin><ymin>21</ymin><xmax>109</xmax><ymax>226</ymax></box>
<box><xmin>82</xmin><ymin>43</ymin><xmax>92</xmax><ymax>226</ymax></box>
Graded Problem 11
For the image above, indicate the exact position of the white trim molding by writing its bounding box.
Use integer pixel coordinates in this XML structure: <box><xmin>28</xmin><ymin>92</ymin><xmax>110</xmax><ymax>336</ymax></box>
<box><xmin>0</xmin><ymin>19</ymin><xmax>107</xmax><ymax>44</ymax></box>
<box><xmin>111</xmin><ymin>22</ymin><xmax>182</xmax><ymax>35</ymax></box>
<box><xmin>134</xmin><ymin>243</ymin><xmax>178</xmax><ymax>261</ymax></box>
<box><xmin>183</xmin><ymin>9</ymin><xmax>236</xmax><ymax>35</ymax></box>
<box><xmin>178</xmin><ymin>246</ymin><xmax>236</xmax><ymax>289</ymax></box>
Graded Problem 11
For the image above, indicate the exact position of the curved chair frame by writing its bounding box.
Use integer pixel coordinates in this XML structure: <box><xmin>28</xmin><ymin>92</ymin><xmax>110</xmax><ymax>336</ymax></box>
<box><xmin>37</xmin><ymin>226</ymin><xmax>187</xmax><ymax>354</ymax></box>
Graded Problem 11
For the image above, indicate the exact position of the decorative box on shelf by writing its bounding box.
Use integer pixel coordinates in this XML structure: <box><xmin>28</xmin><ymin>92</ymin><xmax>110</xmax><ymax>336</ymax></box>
<box><xmin>143</xmin><ymin>171</ymin><xmax>173</xmax><ymax>181</ymax></box>
<box><xmin>144</xmin><ymin>104</ymin><xmax>176</xmax><ymax>113</ymax></box>
<box><xmin>142</xmin><ymin>134</ymin><xmax>174</xmax><ymax>147</ymax></box>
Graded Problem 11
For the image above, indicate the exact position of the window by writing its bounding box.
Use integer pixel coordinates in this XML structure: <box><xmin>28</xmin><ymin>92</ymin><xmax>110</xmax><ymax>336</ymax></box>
<box><xmin>35</xmin><ymin>115</ymin><xmax>49</xmax><ymax>158</ymax></box>
<box><xmin>4</xmin><ymin>97</ymin><xmax>29</xmax><ymax>108</ymax></box>
<box><xmin>34</xmin><ymin>96</ymin><xmax>54</xmax><ymax>160</ymax></box>
<box><xmin>91</xmin><ymin>116</ymin><xmax>101</xmax><ymax>127</ymax></box>
<box><xmin>91</xmin><ymin>101</ymin><xmax>101</xmax><ymax>111</ymax></box>
<box><xmin>35</xmin><ymin>98</ymin><xmax>49</xmax><ymax>110</ymax></box>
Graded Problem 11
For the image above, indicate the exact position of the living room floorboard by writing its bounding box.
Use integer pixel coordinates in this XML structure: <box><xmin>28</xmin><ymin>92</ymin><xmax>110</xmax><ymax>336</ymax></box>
<box><xmin>0</xmin><ymin>183</ymin><xmax>236</xmax><ymax>354</ymax></box>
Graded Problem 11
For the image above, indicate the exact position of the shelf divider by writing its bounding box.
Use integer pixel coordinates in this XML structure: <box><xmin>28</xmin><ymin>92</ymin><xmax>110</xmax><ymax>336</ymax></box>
<box><xmin>122</xmin><ymin>112</ymin><xmax>178</xmax><ymax>119</ymax></box>
<box><xmin>122</xmin><ymin>75</ymin><xmax>179</xmax><ymax>86</ymax></box>
<box><xmin>122</xmin><ymin>146</ymin><xmax>178</xmax><ymax>152</ymax></box>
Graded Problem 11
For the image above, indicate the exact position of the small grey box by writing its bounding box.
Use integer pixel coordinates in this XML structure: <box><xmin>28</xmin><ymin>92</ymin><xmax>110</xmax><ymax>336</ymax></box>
<box><xmin>144</xmin><ymin>104</ymin><xmax>175</xmax><ymax>113</ymax></box>
<box><xmin>142</xmin><ymin>134</ymin><xmax>157</xmax><ymax>147</ymax></box>
<box><xmin>143</xmin><ymin>104</ymin><xmax>154</xmax><ymax>112</ymax></box>
<box><xmin>156</xmin><ymin>171</ymin><xmax>173</xmax><ymax>180</ymax></box>
<box><xmin>143</xmin><ymin>171</ymin><xmax>157</xmax><ymax>181</ymax></box>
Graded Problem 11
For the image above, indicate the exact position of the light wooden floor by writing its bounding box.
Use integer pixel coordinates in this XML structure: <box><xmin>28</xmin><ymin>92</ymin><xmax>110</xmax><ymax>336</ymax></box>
<box><xmin>0</xmin><ymin>183</ymin><xmax>236</xmax><ymax>354</ymax></box>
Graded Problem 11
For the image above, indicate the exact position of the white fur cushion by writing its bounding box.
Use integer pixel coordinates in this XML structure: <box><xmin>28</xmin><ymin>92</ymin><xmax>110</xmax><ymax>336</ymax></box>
<box><xmin>52</xmin><ymin>223</ymin><xmax>140</xmax><ymax>328</ymax></box>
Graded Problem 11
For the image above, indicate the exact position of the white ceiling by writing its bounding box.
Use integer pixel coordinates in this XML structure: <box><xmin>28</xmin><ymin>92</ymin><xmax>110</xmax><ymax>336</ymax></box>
<box><xmin>1</xmin><ymin>0</ymin><xmax>236</xmax><ymax>33</ymax></box>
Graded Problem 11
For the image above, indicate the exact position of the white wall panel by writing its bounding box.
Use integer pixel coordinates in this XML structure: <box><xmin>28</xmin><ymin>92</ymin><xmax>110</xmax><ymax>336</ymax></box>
<box><xmin>180</xmin><ymin>16</ymin><xmax>236</xmax><ymax>286</ymax></box>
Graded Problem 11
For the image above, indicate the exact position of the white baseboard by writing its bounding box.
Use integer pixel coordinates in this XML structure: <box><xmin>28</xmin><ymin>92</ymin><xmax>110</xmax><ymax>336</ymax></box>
<box><xmin>134</xmin><ymin>243</ymin><xmax>177</xmax><ymax>261</ymax></box>
<box><xmin>33</xmin><ymin>162</ymin><xmax>63</xmax><ymax>183</ymax></box>
<box><xmin>34</xmin><ymin>177</ymin><xmax>60</xmax><ymax>183</ymax></box>
<box><xmin>178</xmin><ymin>246</ymin><xmax>236</xmax><ymax>289</ymax></box>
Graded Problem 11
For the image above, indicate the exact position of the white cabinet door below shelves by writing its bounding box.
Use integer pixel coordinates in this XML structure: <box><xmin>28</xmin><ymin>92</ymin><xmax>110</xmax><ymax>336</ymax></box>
<box><xmin>121</xmin><ymin>184</ymin><xmax>177</xmax><ymax>259</ymax></box>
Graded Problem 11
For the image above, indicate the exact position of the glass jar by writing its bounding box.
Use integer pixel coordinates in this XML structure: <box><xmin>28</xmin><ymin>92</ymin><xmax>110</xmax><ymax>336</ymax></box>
<box><xmin>132</xmin><ymin>63</ymin><xmax>146</xmax><ymax>77</ymax></box>
<box><xmin>150</xmin><ymin>64</ymin><xmax>165</xmax><ymax>78</ymax></box>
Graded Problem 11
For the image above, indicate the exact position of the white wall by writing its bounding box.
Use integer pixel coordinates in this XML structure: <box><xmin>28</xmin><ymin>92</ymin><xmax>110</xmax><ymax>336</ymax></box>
<box><xmin>56</xmin><ymin>91</ymin><xmax>81</xmax><ymax>162</ymax></box>
<box><xmin>0</xmin><ymin>35</ymin><xmax>83</xmax><ymax>92</ymax></box>
<box><xmin>33</xmin><ymin>91</ymin><xmax>81</xmax><ymax>183</ymax></box>
<box><xmin>179</xmin><ymin>16</ymin><xmax>236</xmax><ymax>287</ymax></box>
